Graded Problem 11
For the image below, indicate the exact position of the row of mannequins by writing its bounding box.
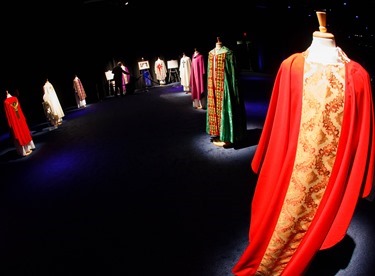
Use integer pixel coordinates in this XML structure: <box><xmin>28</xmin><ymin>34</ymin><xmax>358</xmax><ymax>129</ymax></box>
<box><xmin>3</xmin><ymin>13</ymin><xmax>374</xmax><ymax>275</ymax></box>
<box><xmin>179</xmin><ymin>50</ymin><xmax>206</xmax><ymax>109</ymax></box>
<box><xmin>42</xmin><ymin>76</ymin><xmax>88</xmax><ymax>127</ymax></box>
<box><xmin>139</xmin><ymin>11</ymin><xmax>372</xmax><ymax>276</ymax></box>
<box><xmin>42</xmin><ymin>76</ymin><xmax>87</xmax><ymax>127</ymax></box>
<box><xmin>139</xmin><ymin>57</ymin><xmax>179</xmax><ymax>88</ymax></box>
<box><xmin>3</xmin><ymin>75</ymin><xmax>87</xmax><ymax>157</ymax></box>
<box><xmin>182</xmin><ymin>10</ymin><xmax>373</xmax><ymax>276</ymax></box>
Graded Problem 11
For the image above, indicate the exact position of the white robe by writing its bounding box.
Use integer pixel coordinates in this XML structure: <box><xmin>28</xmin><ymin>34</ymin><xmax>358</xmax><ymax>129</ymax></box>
<box><xmin>179</xmin><ymin>55</ymin><xmax>191</xmax><ymax>91</ymax></box>
<box><xmin>43</xmin><ymin>81</ymin><xmax>65</xmax><ymax>122</ymax></box>
<box><xmin>154</xmin><ymin>58</ymin><xmax>167</xmax><ymax>82</ymax></box>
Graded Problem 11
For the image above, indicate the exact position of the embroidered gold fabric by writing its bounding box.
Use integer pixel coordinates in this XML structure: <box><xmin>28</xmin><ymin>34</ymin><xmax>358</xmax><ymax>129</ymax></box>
<box><xmin>10</xmin><ymin>100</ymin><xmax>20</xmax><ymax>118</ymax></box>
<box><xmin>207</xmin><ymin>52</ymin><xmax>226</xmax><ymax>136</ymax></box>
<box><xmin>257</xmin><ymin>61</ymin><xmax>345</xmax><ymax>275</ymax></box>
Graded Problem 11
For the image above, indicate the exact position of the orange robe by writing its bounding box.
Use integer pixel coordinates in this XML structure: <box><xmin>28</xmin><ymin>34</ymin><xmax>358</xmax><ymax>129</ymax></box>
<box><xmin>233</xmin><ymin>53</ymin><xmax>375</xmax><ymax>275</ymax></box>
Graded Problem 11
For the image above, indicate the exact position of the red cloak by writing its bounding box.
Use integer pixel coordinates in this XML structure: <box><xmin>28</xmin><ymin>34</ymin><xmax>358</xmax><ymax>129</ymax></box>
<box><xmin>233</xmin><ymin>53</ymin><xmax>375</xmax><ymax>275</ymax></box>
<box><xmin>4</xmin><ymin>96</ymin><xmax>33</xmax><ymax>146</ymax></box>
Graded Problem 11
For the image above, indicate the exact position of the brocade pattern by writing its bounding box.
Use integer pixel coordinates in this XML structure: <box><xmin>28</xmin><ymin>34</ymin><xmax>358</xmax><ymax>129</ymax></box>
<box><xmin>257</xmin><ymin>61</ymin><xmax>345</xmax><ymax>275</ymax></box>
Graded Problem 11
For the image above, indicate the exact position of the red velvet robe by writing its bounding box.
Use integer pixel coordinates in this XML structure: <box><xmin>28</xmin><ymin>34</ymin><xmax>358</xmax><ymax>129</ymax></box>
<box><xmin>233</xmin><ymin>53</ymin><xmax>375</xmax><ymax>275</ymax></box>
<box><xmin>190</xmin><ymin>52</ymin><xmax>206</xmax><ymax>101</ymax></box>
<box><xmin>4</xmin><ymin>96</ymin><xmax>33</xmax><ymax>146</ymax></box>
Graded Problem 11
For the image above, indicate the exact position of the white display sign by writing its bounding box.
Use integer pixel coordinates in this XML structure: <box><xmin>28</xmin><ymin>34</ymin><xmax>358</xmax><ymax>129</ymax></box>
<box><xmin>105</xmin><ymin>70</ymin><xmax>114</xmax><ymax>81</ymax></box>
<box><xmin>167</xmin><ymin>60</ymin><xmax>178</xmax><ymax>69</ymax></box>
<box><xmin>138</xmin><ymin>60</ymin><xmax>150</xmax><ymax>70</ymax></box>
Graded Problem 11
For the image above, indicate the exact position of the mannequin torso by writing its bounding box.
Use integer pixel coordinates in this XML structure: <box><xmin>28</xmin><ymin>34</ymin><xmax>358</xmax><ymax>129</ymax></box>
<box><xmin>305</xmin><ymin>30</ymin><xmax>350</xmax><ymax>65</ymax></box>
<box><xmin>305</xmin><ymin>35</ymin><xmax>341</xmax><ymax>64</ymax></box>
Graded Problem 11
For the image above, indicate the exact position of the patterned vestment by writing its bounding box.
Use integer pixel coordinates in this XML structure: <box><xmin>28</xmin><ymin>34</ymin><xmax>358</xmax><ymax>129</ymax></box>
<box><xmin>233</xmin><ymin>52</ymin><xmax>375</xmax><ymax>276</ymax></box>
<box><xmin>206</xmin><ymin>46</ymin><xmax>246</xmax><ymax>144</ymax></box>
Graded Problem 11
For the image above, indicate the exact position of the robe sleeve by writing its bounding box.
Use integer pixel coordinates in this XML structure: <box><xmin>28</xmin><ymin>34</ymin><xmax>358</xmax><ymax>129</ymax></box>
<box><xmin>320</xmin><ymin>61</ymin><xmax>375</xmax><ymax>248</ymax></box>
<box><xmin>249</xmin><ymin>53</ymin><xmax>305</xmax><ymax>238</ymax></box>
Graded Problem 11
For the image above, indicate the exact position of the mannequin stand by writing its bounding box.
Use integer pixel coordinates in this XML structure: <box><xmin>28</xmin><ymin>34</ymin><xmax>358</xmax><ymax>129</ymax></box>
<box><xmin>168</xmin><ymin>68</ymin><xmax>180</xmax><ymax>83</ymax></box>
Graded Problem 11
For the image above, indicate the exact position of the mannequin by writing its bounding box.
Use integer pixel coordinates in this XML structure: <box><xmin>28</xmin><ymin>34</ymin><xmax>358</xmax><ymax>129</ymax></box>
<box><xmin>190</xmin><ymin>48</ymin><xmax>206</xmax><ymax>109</ymax></box>
<box><xmin>206</xmin><ymin>37</ymin><xmax>246</xmax><ymax>147</ymax></box>
<box><xmin>214</xmin><ymin>38</ymin><xmax>227</xmax><ymax>54</ymax></box>
<box><xmin>73</xmin><ymin>75</ymin><xmax>87</xmax><ymax>108</ymax></box>
<box><xmin>43</xmin><ymin>79</ymin><xmax>65</xmax><ymax>126</ymax></box>
<box><xmin>154</xmin><ymin>57</ymin><xmax>167</xmax><ymax>85</ymax></box>
<box><xmin>233</xmin><ymin>11</ymin><xmax>374</xmax><ymax>275</ymax></box>
<box><xmin>305</xmin><ymin>11</ymin><xmax>349</xmax><ymax>65</ymax></box>
<box><xmin>4</xmin><ymin>90</ymin><xmax>36</xmax><ymax>156</ymax></box>
<box><xmin>179</xmin><ymin>52</ymin><xmax>191</xmax><ymax>92</ymax></box>
<box><xmin>215</xmin><ymin>41</ymin><xmax>222</xmax><ymax>50</ymax></box>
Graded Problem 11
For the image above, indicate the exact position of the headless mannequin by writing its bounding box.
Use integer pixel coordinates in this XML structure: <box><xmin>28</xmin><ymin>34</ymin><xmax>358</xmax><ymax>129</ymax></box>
<box><xmin>215</xmin><ymin>42</ymin><xmax>222</xmax><ymax>50</ymax></box>
<box><xmin>305</xmin><ymin>11</ymin><xmax>349</xmax><ymax>65</ymax></box>
<box><xmin>214</xmin><ymin>39</ymin><xmax>227</xmax><ymax>54</ymax></box>
<box><xmin>306</xmin><ymin>36</ymin><xmax>339</xmax><ymax>64</ymax></box>
<box><xmin>190</xmin><ymin>48</ymin><xmax>206</xmax><ymax>109</ymax></box>
<box><xmin>192</xmin><ymin>48</ymin><xmax>202</xmax><ymax>108</ymax></box>
<box><xmin>4</xmin><ymin>90</ymin><xmax>35</xmax><ymax>156</ymax></box>
<box><xmin>212</xmin><ymin>37</ymin><xmax>231</xmax><ymax>146</ymax></box>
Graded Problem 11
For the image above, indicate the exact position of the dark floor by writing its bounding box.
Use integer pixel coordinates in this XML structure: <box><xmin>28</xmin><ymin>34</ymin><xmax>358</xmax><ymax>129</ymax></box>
<box><xmin>1</xmin><ymin>74</ymin><xmax>374</xmax><ymax>276</ymax></box>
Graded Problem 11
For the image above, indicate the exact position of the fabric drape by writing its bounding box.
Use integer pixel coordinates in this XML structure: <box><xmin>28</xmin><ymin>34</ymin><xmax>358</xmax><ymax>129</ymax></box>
<box><xmin>233</xmin><ymin>52</ymin><xmax>375</xmax><ymax>275</ymax></box>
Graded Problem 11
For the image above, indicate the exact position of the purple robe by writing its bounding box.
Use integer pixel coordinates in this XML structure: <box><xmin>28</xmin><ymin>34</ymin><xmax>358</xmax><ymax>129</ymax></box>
<box><xmin>190</xmin><ymin>52</ymin><xmax>206</xmax><ymax>100</ymax></box>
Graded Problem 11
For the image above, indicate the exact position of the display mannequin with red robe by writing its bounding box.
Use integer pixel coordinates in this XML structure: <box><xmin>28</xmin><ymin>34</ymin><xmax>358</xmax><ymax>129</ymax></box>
<box><xmin>233</xmin><ymin>12</ymin><xmax>375</xmax><ymax>275</ymax></box>
<box><xmin>4</xmin><ymin>90</ymin><xmax>35</xmax><ymax>156</ymax></box>
<box><xmin>190</xmin><ymin>49</ymin><xmax>205</xmax><ymax>109</ymax></box>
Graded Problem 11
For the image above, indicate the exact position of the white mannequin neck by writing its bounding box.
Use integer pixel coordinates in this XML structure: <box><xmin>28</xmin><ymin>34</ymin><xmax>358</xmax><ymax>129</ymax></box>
<box><xmin>306</xmin><ymin>35</ymin><xmax>342</xmax><ymax>64</ymax></box>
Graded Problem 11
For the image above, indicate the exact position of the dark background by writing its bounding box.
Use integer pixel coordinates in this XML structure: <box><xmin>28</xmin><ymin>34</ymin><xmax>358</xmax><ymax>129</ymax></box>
<box><xmin>0</xmin><ymin>0</ymin><xmax>374</xmax><ymax>130</ymax></box>
<box><xmin>1</xmin><ymin>1</ymin><xmax>375</xmax><ymax>275</ymax></box>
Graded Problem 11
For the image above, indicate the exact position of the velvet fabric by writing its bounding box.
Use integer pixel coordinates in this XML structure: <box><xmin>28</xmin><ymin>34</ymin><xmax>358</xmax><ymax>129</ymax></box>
<box><xmin>4</xmin><ymin>96</ymin><xmax>33</xmax><ymax>146</ymax></box>
<box><xmin>190</xmin><ymin>52</ymin><xmax>206</xmax><ymax>100</ymax></box>
<box><xmin>233</xmin><ymin>53</ymin><xmax>375</xmax><ymax>275</ymax></box>
<box><xmin>206</xmin><ymin>46</ymin><xmax>247</xmax><ymax>144</ymax></box>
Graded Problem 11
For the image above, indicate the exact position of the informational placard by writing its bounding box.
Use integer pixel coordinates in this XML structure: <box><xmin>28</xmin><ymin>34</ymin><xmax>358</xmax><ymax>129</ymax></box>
<box><xmin>167</xmin><ymin>60</ymin><xmax>178</xmax><ymax>69</ymax></box>
<box><xmin>105</xmin><ymin>70</ymin><xmax>114</xmax><ymax>81</ymax></box>
<box><xmin>138</xmin><ymin>60</ymin><xmax>150</xmax><ymax>70</ymax></box>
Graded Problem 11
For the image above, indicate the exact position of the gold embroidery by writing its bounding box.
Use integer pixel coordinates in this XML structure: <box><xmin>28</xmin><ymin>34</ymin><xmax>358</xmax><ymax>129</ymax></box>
<box><xmin>257</xmin><ymin>61</ymin><xmax>345</xmax><ymax>275</ymax></box>
<box><xmin>207</xmin><ymin>52</ymin><xmax>226</xmax><ymax>136</ymax></box>
<box><xmin>10</xmin><ymin>101</ymin><xmax>20</xmax><ymax>118</ymax></box>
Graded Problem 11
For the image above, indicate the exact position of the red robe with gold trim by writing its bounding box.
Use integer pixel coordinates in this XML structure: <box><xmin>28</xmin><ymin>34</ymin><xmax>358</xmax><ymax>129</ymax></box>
<box><xmin>233</xmin><ymin>53</ymin><xmax>375</xmax><ymax>275</ymax></box>
<box><xmin>4</xmin><ymin>96</ymin><xmax>33</xmax><ymax>146</ymax></box>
